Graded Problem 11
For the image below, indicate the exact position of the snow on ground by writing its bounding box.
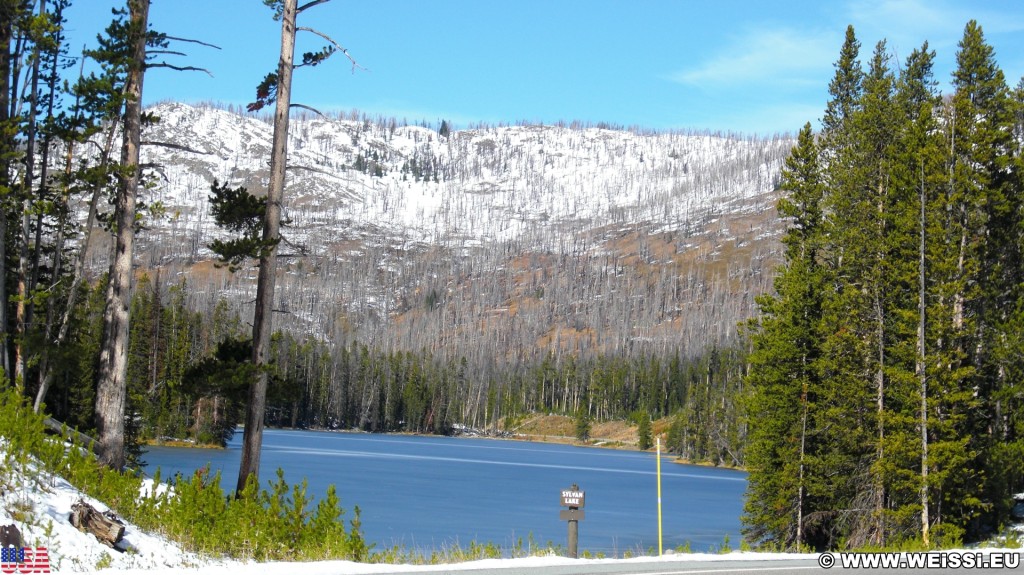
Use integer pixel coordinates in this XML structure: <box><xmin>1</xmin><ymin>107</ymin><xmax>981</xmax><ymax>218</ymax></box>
<box><xmin>0</xmin><ymin>457</ymin><xmax>229</xmax><ymax>572</ymax></box>
<box><xmin>1</xmin><ymin>448</ymin><xmax>1020</xmax><ymax>574</ymax></box>
<box><xmin>1013</xmin><ymin>493</ymin><xmax>1024</xmax><ymax>534</ymax></box>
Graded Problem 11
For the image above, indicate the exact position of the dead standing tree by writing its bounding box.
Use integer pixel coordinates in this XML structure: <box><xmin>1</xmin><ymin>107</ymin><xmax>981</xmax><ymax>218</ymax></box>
<box><xmin>236</xmin><ymin>0</ymin><xmax>359</xmax><ymax>495</ymax></box>
<box><xmin>91</xmin><ymin>2</ymin><xmax>217</xmax><ymax>468</ymax></box>
<box><xmin>95</xmin><ymin>0</ymin><xmax>150</xmax><ymax>470</ymax></box>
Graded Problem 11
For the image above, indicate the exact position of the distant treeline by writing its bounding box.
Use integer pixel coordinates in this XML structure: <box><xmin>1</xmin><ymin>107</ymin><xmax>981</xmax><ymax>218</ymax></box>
<box><xmin>38</xmin><ymin>273</ymin><xmax>747</xmax><ymax>467</ymax></box>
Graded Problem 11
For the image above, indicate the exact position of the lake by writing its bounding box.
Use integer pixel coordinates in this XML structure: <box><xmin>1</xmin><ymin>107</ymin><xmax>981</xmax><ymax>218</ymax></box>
<box><xmin>142</xmin><ymin>429</ymin><xmax>747</xmax><ymax>556</ymax></box>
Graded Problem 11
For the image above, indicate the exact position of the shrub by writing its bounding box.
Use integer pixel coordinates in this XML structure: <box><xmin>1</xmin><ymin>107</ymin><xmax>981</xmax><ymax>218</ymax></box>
<box><xmin>0</xmin><ymin>389</ymin><xmax>367</xmax><ymax>563</ymax></box>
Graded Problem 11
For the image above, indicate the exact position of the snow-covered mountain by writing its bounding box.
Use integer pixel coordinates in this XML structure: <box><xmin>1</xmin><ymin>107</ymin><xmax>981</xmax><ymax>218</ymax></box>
<box><xmin>102</xmin><ymin>102</ymin><xmax>794</xmax><ymax>359</ymax></box>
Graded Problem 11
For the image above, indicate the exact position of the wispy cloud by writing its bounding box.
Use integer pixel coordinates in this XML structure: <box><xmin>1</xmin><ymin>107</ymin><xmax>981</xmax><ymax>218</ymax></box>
<box><xmin>843</xmin><ymin>0</ymin><xmax>971</xmax><ymax>56</ymax></box>
<box><xmin>667</xmin><ymin>27</ymin><xmax>836</xmax><ymax>91</ymax></box>
<box><xmin>845</xmin><ymin>0</ymin><xmax>1024</xmax><ymax>85</ymax></box>
<box><xmin>847</xmin><ymin>0</ymin><xmax>1024</xmax><ymax>41</ymax></box>
<box><xmin>839</xmin><ymin>0</ymin><xmax>1024</xmax><ymax>63</ymax></box>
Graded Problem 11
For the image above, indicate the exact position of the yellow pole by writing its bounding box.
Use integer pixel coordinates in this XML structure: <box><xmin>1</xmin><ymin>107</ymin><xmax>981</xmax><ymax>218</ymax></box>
<box><xmin>657</xmin><ymin>436</ymin><xmax>663</xmax><ymax>556</ymax></box>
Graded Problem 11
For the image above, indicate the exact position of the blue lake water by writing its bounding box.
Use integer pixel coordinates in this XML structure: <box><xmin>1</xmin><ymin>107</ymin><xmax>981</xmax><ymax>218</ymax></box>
<box><xmin>142</xmin><ymin>429</ymin><xmax>747</xmax><ymax>555</ymax></box>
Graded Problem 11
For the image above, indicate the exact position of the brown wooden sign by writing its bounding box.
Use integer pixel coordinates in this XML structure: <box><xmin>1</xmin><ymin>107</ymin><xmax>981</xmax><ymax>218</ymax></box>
<box><xmin>559</xmin><ymin>483</ymin><xmax>585</xmax><ymax>559</ymax></box>
<box><xmin>560</xmin><ymin>488</ymin><xmax>585</xmax><ymax>508</ymax></box>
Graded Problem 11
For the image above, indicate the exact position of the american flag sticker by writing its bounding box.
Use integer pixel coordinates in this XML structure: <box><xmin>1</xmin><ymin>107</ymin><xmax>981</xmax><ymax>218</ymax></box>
<box><xmin>0</xmin><ymin>547</ymin><xmax>50</xmax><ymax>574</ymax></box>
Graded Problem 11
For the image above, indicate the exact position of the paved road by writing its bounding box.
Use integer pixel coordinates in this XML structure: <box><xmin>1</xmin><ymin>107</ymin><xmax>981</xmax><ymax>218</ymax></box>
<box><xmin>372</xmin><ymin>557</ymin><xmax>822</xmax><ymax>575</ymax></box>
<box><xmin>340</xmin><ymin>551</ymin><xmax>1022</xmax><ymax>575</ymax></box>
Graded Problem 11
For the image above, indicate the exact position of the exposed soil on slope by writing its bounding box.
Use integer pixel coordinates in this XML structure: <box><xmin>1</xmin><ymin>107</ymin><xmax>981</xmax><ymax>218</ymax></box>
<box><xmin>497</xmin><ymin>414</ymin><xmax>673</xmax><ymax>451</ymax></box>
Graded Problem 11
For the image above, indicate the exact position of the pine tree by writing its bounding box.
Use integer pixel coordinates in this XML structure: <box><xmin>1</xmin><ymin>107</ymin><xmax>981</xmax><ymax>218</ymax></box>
<box><xmin>637</xmin><ymin>411</ymin><xmax>653</xmax><ymax>450</ymax></box>
<box><xmin>0</xmin><ymin>0</ymin><xmax>35</xmax><ymax>381</ymax></box>
<box><xmin>959</xmin><ymin>22</ymin><xmax>1024</xmax><ymax>533</ymax></box>
<box><xmin>989</xmin><ymin>76</ymin><xmax>1024</xmax><ymax>526</ymax></box>
<box><xmin>942</xmin><ymin>20</ymin><xmax>1017</xmax><ymax>536</ymax></box>
<box><xmin>894</xmin><ymin>41</ymin><xmax>942</xmax><ymax>547</ymax></box>
<box><xmin>34</xmin><ymin>4</ymin><xmax>139</xmax><ymax>413</ymax></box>
<box><xmin>743</xmin><ymin>123</ymin><xmax>825</xmax><ymax>550</ymax></box>
<box><xmin>13</xmin><ymin>0</ymin><xmax>73</xmax><ymax>389</ymax></box>
<box><xmin>574</xmin><ymin>405</ymin><xmax>591</xmax><ymax>442</ymax></box>
<box><xmin>207</xmin><ymin>180</ymin><xmax>275</xmax><ymax>271</ymax></box>
<box><xmin>821</xmin><ymin>25</ymin><xmax>862</xmax><ymax>143</ymax></box>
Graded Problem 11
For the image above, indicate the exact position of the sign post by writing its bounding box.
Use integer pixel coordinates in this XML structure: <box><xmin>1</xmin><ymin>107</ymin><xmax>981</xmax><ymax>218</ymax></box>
<box><xmin>657</xmin><ymin>437</ymin><xmax>663</xmax><ymax>556</ymax></box>
<box><xmin>559</xmin><ymin>483</ymin><xmax>585</xmax><ymax>558</ymax></box>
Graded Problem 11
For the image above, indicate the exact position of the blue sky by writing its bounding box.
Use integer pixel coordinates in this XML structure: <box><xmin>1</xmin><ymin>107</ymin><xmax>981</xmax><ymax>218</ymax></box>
<box><xmin>63</xmin><ymin>0</ymin><xmax>1024</xmax><ymax>136</ymax></box>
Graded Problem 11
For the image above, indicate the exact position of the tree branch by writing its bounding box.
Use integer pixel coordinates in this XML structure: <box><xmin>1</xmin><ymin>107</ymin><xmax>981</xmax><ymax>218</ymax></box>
<box><xmin>146</xmin><ymin>62</ymin><xmax>215</xmax><ymax>76</ymax></box>
<box><xmin>279</xmin><ymin>233</ymin><xmax>309</xmax><ymax>256</ymax></box>
<box><xmin>141</xmin><ymin>141</ymin><xmax>214</xmax><ymax>155</ymax></box>
<box><xmin>161</xmin><ymin>35</ymin><xmax>222</xmax><ymax>50</ymax></box>
<box><xmin>85</xmin><ymin>140</ymin><xmax>106</xmax><ymax>154</ymax></box>
<box><xmin>148</xmin><ymin>49</ymin><xmax>189</xmax><ymax>58</ymax></box>
<box><xmin>289</xmin><ymin>102</ymin><xmax>328</xmax><ymax>118</ymax></box>
<box><xmin>297</xmin><ymin>0</ymin><xmax>332</xmax><ymax>14</ymax></box>
<box><xmin>140</xmin><ymin>164</ymin><xmax>167</xmax><ymax>180</ymax></box>
<box><xmin>296</xmin><ymin>26</ymin><xmax>364</xmax><ymax>72</ymax></box>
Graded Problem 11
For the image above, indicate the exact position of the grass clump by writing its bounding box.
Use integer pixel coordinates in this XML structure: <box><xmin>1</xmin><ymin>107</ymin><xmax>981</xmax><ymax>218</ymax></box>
<box><xmin>371</xmin><ymin>533</ymin><xmax>560</xmax><ymax>564</ymax></box>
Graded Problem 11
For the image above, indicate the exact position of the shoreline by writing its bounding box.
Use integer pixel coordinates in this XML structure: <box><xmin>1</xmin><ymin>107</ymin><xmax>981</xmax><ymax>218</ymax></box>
<box><xmin>145</xmin><ymin>418</ymin><xmax>747</xmax><ymax>471</ymax></box>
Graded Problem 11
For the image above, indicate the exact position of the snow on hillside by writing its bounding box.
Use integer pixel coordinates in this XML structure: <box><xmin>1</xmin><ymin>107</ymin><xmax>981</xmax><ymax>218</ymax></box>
<box><xmin>51</xmin><ymin>101</ymin><xmax>801</xmax><ymax>360</ymax></box>
<box><xmin>78</xmin><ymin>102</ymin><xmax>792</xmax><ymax>349</ymax></box>
<box><xmin>135</xmin><ymin>102</ymin><xmax>791</xmax><ymax>262</ymax></box>
<box><xmin>0</xmin><ymin>453</ymin><xmax>217</xmax><ymax>572</ymax></box>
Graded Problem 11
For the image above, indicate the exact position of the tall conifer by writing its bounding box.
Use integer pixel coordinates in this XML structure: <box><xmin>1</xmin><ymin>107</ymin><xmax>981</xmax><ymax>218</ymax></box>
<box><xmin>743</xmin><ymin>123</ymin><xmax>825</xmax><ymax>549</ymax></box>
<box><xmin>745</xmin><ymin>22</ymin><xmax>1023</xmax><ymax>548</ymax></box>
<box><xmin>944</xmin><ymin>20</ymin><xmax>1016</xmax><ymax>531</ymax></box>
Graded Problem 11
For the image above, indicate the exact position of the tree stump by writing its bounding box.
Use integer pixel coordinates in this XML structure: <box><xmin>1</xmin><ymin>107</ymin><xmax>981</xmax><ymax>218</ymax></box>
<box><xmin>69</xmin><ymin>501</ymin><xmax>124</xmax><ymax>547</ymax></box>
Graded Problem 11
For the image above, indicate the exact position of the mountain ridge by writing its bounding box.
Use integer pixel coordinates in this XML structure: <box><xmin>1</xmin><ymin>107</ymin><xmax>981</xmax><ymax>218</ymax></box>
<box><xmin>87</xmin><ymin>101</ymin><xmax>794</xmax><ymax>361</ymax></box>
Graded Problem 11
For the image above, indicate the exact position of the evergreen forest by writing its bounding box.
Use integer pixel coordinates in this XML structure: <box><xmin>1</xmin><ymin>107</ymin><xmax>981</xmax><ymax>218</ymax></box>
<box><xmin>48</xmin><ymin>272</ymin><xmax>749</xmax><ymax>468</ymax></box>
<box><xmin>743</xmin><ymin>23</ymin><xmax>1024</xmax><ymax>550</ymax></box>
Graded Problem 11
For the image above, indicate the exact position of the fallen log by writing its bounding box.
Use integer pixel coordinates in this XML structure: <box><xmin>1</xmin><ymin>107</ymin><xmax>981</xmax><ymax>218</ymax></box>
<box><xmin>43</xmin><ymin>417</ymin><xmax>97</xmax><ymax>454</ymax></box>
<box><xmin>69</xmin><ymin>500</ymin><xmax>124</xmax><ymax>547</ymax></box>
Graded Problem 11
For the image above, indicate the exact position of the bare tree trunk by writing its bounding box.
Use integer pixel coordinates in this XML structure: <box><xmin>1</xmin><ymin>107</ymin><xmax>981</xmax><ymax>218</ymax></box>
<box><xmin>14</xmin><ymin>0</ymin><xmax>45</xmax><ymax>388</ymax></box>
<box><xmin>875</xmin><ymin>291</ymin><xmax>886</xmax><ymax>546</ymax></box>
<box><xmin>236</xmin><ymin>0</ymin><xmax>296</xmax><ymax>494</ymax></box>
<box><xmin>873</xmin><ymin>177</ymin><xmax>887</xmax><ymax>547</ymax></box>
<box><xmin>796</xmin><ymin>379</ymin><xmax>808</xmax><ymax>550</ymax></box>
<box><xmin>918</xmin><ymin>162</ymin><xmax>929</xmax><ymax>547</ymax></box>
<box><xmin>95</xmin><ymin>0</ymin><xmax>149</xmax><ymax>470</ymax></box>
<box><xmin>34</xmin><ymin>115</ymin><xmax>121</xmax><ymax>412</ymax></box>
<box><xmin>0</xmin><ymin>4</ymin><xmax>17</xmax><ymax>381</ymax></box>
